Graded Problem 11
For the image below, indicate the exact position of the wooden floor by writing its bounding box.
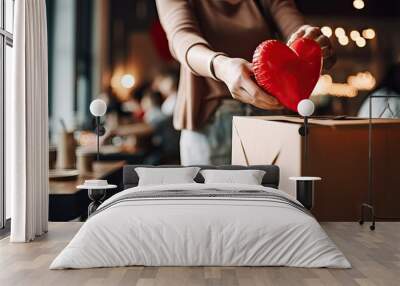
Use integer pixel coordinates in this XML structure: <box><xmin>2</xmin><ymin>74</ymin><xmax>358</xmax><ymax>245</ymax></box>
<box><xmin>0</xmin><ymin>222</ymin><xmax>399</xmax><ymax>286</ymax></box>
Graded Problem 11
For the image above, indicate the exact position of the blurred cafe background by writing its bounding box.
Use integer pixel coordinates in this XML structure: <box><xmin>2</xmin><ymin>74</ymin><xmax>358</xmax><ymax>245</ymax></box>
<box><xmin>45</xmin><ymin>0</ymin><xmax>400</xmax><ymax>220</ymax></box>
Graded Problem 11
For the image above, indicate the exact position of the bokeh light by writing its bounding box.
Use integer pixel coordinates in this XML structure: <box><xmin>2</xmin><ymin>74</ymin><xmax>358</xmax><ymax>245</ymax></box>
<box><xmin>338</xmin><ymin>36</ymin><xmax>349</xmax><ymax>46</ymax></box>
<box><xmin>321</xmin><ymin>26</ymin><xmax>332</xmax><ymax>38</ymax></box>
<box><xmin>120</xmin><ymin>74</ymin><xmax>136</xmax><ymax>89</ymax></box>
<box><xmin>335</xmin><ymin>27</ymin><xmax>346</xmax><ymax>38</ymax></box>
<box><xmin>362</xmin><ymin>28</ymin><xmax>376</xmax><ymax>39</ymax></box>
<box><xmin>353</xmin><ymin>0</ymin><xmax>365</xmax><ymax>10</ymax></box>
<box><xmin>350</xmin><ymin>30</ymin><xmax>361</xmax><ymax>41</ymax></box>
<box><xmin>356</xmin><ymin>37</ymin><xmax>366</xmax><ymax>47</ymax></box>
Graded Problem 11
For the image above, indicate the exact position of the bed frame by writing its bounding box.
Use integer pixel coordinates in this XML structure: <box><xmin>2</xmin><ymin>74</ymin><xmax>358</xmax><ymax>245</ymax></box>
<box><xmin>123</xmin><ymin>165</ymin><xmax>280</xmax><ymax>190</ymax></box>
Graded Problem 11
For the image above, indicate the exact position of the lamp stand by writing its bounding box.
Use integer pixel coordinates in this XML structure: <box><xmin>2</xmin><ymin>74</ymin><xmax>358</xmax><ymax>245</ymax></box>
<box><xmin>293</xmin><ymin>116</ymin><xmax>320</xmax><ymax>210</ymax></box>
<box><xmin>359</xmin><ymin>94</ymin><xmax>400</xmax><ymax>231</ymax></box>
<box><xmin>359</xmin><ymin>95</ymin><xmax>376</xmax><ymax>230</ymax></box>
<box><xmin>298</xmin><ymin>116</ymin><xmax>309</xmax><ymax>175</ymax></box>
<box><xmin>304</xmin><ymin>116</ymin><xmax>309</xmax><ymax>173</ymax></box>
<box><xmin>96</xmin><ymin>116</ymin><xmax>100</xmax><ymax>161</ymax></box>
<box><xmin>93</xmin><ymin>116</ymin><xmax>106</xmax><ymax>161</ymax></box>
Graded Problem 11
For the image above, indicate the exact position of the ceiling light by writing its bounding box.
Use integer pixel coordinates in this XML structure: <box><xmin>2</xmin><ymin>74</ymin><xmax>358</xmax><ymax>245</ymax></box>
<box><xmin>338</xmin><ymin>36</ymin><xmax>349</xmax><ymax>46</ymax></box>
<box><xmin>330</xmin><ymin>83</ymin><xmax>358</xmax><ymax>97</ymax></box>
<box><xmin>335</xmin><ymin>27</ymin><xmax>346</xmax><ymax>38</ymax></box>
<box><xmin>321</xmin><ymin>26</ymin><xmax>332</xmax><ymax>38</ymax></box>
<box><xmin>312</xmin><ymin>74</ymin><xmax>333</xmax><ymax>95</ymax></box>
<box><xmin>353</xmin><ymin>0</ymin><xmax>365</xmax><ymax>10</ymax></box>
<box><xmin>347</xmin><ymin>72</ymin><xmax>376</xmax><ymax>90</ymax></box>
<box><xmin>312</xmin><ymin>74</ymin><xmax>358</xmax><ymax>97</ymax></box>
<box><xmin>356</xmin><ymin>37</ymin><xmax>366</xmax><ymax>47</ymax></box>
<box><xmin>362</xmin><ymin>28</ymin><xmax>376</xmax><ymax>39</ymax></box>
<box><xmin>120</xmin><ymin>74</ymin><xmax>136</xmax><ymax>89</ymax></box>
<box><xmin>350</xmin><ymin>30</ymin><xmax>360</xmax><ymax>41</ymax></box>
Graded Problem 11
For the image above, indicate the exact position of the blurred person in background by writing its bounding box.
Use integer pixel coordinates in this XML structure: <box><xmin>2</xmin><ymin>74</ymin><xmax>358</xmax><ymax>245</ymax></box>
<box><xmin>121</xmin><ymin>81</ymin><xmax>153</xmax><ymax>121</ymax></box>
<box><xmin>156</xmin><ymin>0</ymin><xmax>335</xmax><ymax>165</ymax></box>
<box><xmin>141</xmin><ymin>90</ymin><xmax>180</xmax><ymax>163</ymax></box>
<box><xmin>152</xmin><ymin>71</ymin><xmax>179</xmax><ymax>117</ymax></box>
<box><xmin>358</xmin><ymin>63</ymin><xmax>400</xmax><ymax>118</ymax></box>
<box><xmin>141</xmin><ymin>91</ymin><xmax>167</xmax><ymax>127</ymax></box>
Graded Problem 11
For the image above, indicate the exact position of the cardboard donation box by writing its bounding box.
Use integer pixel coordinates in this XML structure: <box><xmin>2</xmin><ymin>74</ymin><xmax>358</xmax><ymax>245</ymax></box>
<box><xmin>232</xmin><ymin>116</ymin><xmax>400</xmax><ymax>221</ymax></box>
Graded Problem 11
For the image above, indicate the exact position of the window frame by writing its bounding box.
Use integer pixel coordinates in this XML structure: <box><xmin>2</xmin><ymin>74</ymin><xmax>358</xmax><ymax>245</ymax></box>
<box><xmin>0</xmin><ymin>0</ymin><xmax>14</xmax><ymax>230</ymax></box>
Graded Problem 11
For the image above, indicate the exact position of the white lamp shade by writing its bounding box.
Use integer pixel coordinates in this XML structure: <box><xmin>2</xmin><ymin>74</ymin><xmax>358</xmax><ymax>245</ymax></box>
<box><xmin>90</xmin><ymin>99</ymin><xmax>107</xmax><ymax>117</ymax></box>
<box><xmin>297</xmin><ymin>99</ymin><xmax>315</xmax><ymax>117</ymax></box>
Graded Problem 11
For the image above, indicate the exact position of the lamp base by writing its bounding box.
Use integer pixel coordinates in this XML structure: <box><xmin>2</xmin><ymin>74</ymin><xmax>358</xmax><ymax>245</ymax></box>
<box><xmin>359</xmin><ymin>203</ymin><xmax>375</xmax><ymax>231</ymax></box>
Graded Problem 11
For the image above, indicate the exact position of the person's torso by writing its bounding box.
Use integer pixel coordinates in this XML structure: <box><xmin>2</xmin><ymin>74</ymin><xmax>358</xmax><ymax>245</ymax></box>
<box><xmin>175</xmin><ymin>0</ymin><xmax>277</xmax><ymax>130</ymax></box>
<box><xmin>191</xmin><ymin>0</ymin><xmax>272</xmax><ymax>61</ymax></box>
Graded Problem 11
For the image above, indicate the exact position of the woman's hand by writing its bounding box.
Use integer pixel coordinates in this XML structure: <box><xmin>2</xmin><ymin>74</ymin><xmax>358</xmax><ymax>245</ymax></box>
<box><xmin>213</xmin><ymin>56</ymin><xmax>283</xmax><ymax>110</ymax></box>
<box><xmin>287</xmin><ymin>25</ymin><xmax>336</xmax><ymax>70</ymax></box>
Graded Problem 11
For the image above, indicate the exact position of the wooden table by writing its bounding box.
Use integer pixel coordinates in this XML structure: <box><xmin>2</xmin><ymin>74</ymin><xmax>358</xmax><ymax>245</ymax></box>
<box><xmin>49</xmin><ymin>161</ymin><xmax>125</xmax><ymax>221</ymax></box>
<box><xmin>50</xmin><ymin>161</ymin><xmax>125</xmax><ymax>195</ymax></box>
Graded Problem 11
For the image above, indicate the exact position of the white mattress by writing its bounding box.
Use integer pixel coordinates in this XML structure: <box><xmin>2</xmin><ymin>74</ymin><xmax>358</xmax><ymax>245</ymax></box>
<box><xmin>50</xmin><ymin>183</ymin><xmax>350</xmax><ymax>269</ymax></box>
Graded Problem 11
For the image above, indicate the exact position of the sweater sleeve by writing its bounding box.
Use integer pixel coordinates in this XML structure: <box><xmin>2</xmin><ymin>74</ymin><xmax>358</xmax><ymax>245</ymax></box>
<box><xmin>267</xmin><ymin>0</ymin><xmax>306</xmax><ymax>39</ymax></box>
<box><xmin>155</xmin><ymin>0</ymin><xmax>210</xmax><ymax>66</ymax></box>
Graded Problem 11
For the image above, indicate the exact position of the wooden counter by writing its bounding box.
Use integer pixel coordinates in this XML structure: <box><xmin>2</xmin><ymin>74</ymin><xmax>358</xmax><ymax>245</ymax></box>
<box><xmin>49</xmin><ymin>161</ymin><xmax>125</xmax><ymax>221</ymax></box>
<box><xmin>232</xmin><ymin>116</ymin><xmax>400</xmax><ymax>221</ymax></box>
<box><xmin>50</xmin><ymin>161</ymin><xmax>125</xmax><ymax>195</ymax></box>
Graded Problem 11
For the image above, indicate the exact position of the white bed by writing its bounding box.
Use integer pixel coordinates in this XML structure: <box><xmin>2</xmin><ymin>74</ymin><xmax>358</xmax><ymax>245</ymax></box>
<box><xmin>50</xmin><ymin>183</ymin><xmax>350</xmax><ymax>269</ymax></box>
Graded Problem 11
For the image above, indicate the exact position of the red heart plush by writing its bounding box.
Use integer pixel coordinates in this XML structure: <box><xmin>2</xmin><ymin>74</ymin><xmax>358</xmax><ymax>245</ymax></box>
<box><xmin>252</xmin><ymin>38</ymin><xmax>322</xmax><ymax>111</ymax></box>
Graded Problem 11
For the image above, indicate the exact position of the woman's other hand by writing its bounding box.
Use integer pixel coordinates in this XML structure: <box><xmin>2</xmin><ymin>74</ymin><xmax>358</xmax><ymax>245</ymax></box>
<box><xmin>213</xmin><ymin>56</ymin><xmax>283</xmax><ymax>110</ymax></box>
<box><xmin>287</xmin><ymin>25</ymin><xmax>336</xmax><ymax>70</ymax></box>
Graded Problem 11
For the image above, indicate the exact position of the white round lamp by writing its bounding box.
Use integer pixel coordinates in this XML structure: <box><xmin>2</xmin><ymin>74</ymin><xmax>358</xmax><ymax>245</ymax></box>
<box><xmin>90</xmin><ymin>99</ymin><xmax>107</xmax><ymax>160</ymax></box>
<box><xmin>298</xmin><ymin>99</ymin><xmax>315</xmax><ymax>117</ymax></box>
<box><xmin>297</xmin><ymin>99</ymin><xmax>315</xmax><ymax>137</ymax></box>
<box><xmin>90</xmin><ymin>99</ymin><xmax>107</xmax><ymax>117</ymax></box>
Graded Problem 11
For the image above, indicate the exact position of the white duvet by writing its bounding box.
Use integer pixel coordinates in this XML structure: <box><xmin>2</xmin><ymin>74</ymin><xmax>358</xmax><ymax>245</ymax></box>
<box><xmin>50</xmin><ymin>183</ymin><xmax>350</xmax><ymax>269</ymax></box>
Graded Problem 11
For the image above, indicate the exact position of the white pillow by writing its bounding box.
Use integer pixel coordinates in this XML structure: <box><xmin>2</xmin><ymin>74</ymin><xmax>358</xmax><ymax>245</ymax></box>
<box><xmin>200</xmin><ymin>169</ymin><xmax>266</xmax><ymax>185</ymax></box>
<box><xmin>135</xmin><ymin>167</ymin><xmax>200</xmax><ymax>186</ymax></box>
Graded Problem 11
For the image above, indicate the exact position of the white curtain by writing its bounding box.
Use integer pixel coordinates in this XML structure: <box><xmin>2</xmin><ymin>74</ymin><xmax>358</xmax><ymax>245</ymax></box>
<box><xmin>9</xmin><ymin>0</ymin><xmax>49</xmax><ymax>242</ymax></box>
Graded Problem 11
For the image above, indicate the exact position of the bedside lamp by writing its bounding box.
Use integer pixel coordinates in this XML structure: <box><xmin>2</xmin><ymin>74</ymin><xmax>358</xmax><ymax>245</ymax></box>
<box><xmin>298</xmin><ymin>99</ymin><xmax>315</xmax><ymax>166</ymax></box>
<box><xmin>290</xmin><ymin>99</ymin><xmax>321</xmax><ymax>210</ymax></box>
<box><xmin>89</xmin><ymin>99</ymin><xmax>107</xmax><ymax>161</ymax></box>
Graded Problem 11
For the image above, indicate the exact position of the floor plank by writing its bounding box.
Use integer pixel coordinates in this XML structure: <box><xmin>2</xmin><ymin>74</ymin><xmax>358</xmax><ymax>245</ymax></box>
<box><xmin>0</xmin><ymin>222</ymin><xmax>399</xmax><ymax>286</ymax></box>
